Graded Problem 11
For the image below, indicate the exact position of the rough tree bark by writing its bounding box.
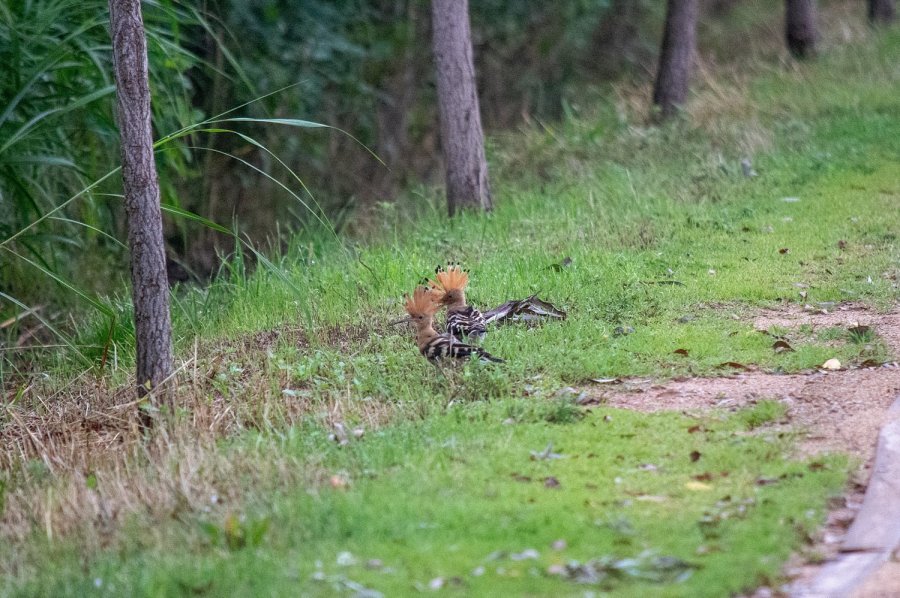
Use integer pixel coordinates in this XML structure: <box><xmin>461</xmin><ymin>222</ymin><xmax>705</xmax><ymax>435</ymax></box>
<box><xmin>868</xmin><ymin>0</ymin><xmax>896</xmax><ymax>24</ymax></box>
<box><xmin>785</xmin><ymin>0</ymin><xmax>818</xmax><ymax>58</ymax></box>
<box><xmin>652</xmin><ymin>0</ymin><xmax>700</xmax><ymax>121</ymax></box>
<box><xmin>108</xmin><ymin>0</ymin><xmax>174</xmax><ymax>404</ymax></box>
<box><xmin>431</xmin><ymin>0</ymin><xmax>492</xmax><ymax>216</ymax></box>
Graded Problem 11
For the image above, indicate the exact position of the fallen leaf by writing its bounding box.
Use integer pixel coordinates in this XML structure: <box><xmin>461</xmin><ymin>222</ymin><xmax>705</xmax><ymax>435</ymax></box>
<box><xmin>673</xmin><ymin>348</ymin><xmax>689</xmax><ymax>357</ymax></box>
<box><xmin>544</xmin><ymin>476</ymin><xmax>561</xmax><ymax>488</ymax></box>
<box><xmin>554</xmin><ymin>552</ymin><xmax>696</xmax><ymax>584</ymax></box>
<box><xmin>689</xmin><ymin>450</ymin><xmax>702</xmax><ymax>463</ymax></box>
<box><xmin>692</xmin><ymin>472</ymin><xmax>714</xmax><ymax>482</ymax></box>
<box><xmin>821</xmin><ymin>358</ymin><xmax>842</xmax><ymax>370</ymax></box>
<box><xmin>779</xmin><ymin>247</ymin><xmax>790</xmax><ymax>254</ymax></box>
<box><xmin>590</xmin><ymin>377</ymin><xmax>621</xmax><ymax>384</ymax></box>
<box><xmin>772</xmin><ymin>340</ymin><xmax>794</xmax><ymax>353</ymax></box>
<box><xmin>717</xmin><ymin>361</ymin><xmax>750</xmax><ymax>371</ymax></box>
<box><xmin>685</xmin><ymin>481</ymin><xmax>712</xmax><ymax>491</ymax></box>
<box><xmin>741</xmin><ymin>158</ymin><xmax>757</xmax><ymax>178</ymax></box>
<box><xmin>329</xmin><ymin>422</ymin><xmax>349</xmax><ymax>446</ymax></box>
<box><xmin>510</xmin><ymin>549</ymin><xmax>540</xmax><ymax>561</ymax></box>
<box><xmin>634</xmin><ymin>494</ymin><xmax>668</xmax><ymax>502</ymax></box>
<box><xmin>511</xmin><ymin>473</ymin><xmax>532</xmax><ymax>483</ymax></box>
<box><xmin>336</xmin><ymin>551</ymin><xmax>357</xmax><ymax>566</ymax></box>
<box><xmin>530</xmin><ymin>443</ymin><xmax>564</xmax><ymax>461</ymax></box>
<box><xmin>330</xmin><ymin>474</ymin><xmax>350</xmax><ymax>489</ymax></box>
<box><xmin>687</xmin><ymin>425</ymin><xmax>703</xmax><ymax>434</ymax></box>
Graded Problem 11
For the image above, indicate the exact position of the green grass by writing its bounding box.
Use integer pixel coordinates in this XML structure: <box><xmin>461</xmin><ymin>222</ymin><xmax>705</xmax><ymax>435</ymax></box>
<box><xmin>13</xmin><ymin>404</ymin><xmax>847</xmax><ymax>597</ymax></box>
<box><xmin>2</xmin><ymin>18</ymin><xmax>899</xmax><ymax>598</ymax></box>
<box><xmin>54</xmin><ymin>30</ymin><xmax>897</xmax><ymax>397</ymax></box>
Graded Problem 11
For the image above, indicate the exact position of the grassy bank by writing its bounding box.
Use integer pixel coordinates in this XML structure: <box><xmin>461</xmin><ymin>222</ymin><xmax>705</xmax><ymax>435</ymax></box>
<box><xmin>17</xmin><ymin>404</ymin><xmax>846</xmax><ymax>597</ymax></box>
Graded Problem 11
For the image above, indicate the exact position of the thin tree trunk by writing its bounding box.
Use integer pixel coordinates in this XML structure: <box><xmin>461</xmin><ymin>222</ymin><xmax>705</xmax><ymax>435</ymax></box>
<box><xmin>785</xmin><ymin>0</ymin><xmax>818</xmax><ymax>58</ymax></box>
<box><xmin>652</xmin><ymin>0</ymin><xmax>700</xmax><ymax>121</ymax></box>
<box><xmin>431</xmin><ymin>0</ymin><xmax>492</xmax><ymax>216</ymax></box>
<box><xmin>869</xmin><ymin>0</ymin><xmax>896</xmax><ymax>24</ymax></box>
<box><xmin>108</xmin><ymin>0</ymin><xmax>174</xmax><ymax>405</ymax></box>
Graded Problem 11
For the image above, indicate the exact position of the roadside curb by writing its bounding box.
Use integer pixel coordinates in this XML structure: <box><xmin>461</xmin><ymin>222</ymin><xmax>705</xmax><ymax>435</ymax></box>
<box><xmin>793</xmin><ymin>397</ymin><xmax>900</xmax><ymax>597</ymax></box>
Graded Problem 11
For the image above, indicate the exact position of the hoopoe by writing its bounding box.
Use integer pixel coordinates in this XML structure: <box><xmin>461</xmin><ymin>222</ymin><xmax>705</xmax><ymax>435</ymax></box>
<box><xmin>399</xmin><ymin>286</ymin><xmax>503</xmax><ymax>363</ymax></box>
<box><xmin>429</xmin><ymin>264</ymin><xmax>488</xmax><ymax>342</ymax></box>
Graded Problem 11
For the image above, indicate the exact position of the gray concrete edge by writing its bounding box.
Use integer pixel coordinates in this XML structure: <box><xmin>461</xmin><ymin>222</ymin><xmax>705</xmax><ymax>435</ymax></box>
<box><xmin>792</xmin><ymin>397</ymin><xmax>900</xmax><ymax>597</ymax></box>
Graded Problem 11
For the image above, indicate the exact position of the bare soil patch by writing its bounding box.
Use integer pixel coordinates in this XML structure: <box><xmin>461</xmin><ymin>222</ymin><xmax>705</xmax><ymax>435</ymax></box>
<box><xmin>586</xmin><ymin>303</ymin><xmax>900</xmax><ymax>462</ymax></box>
<box><xmin>582</xmin><ymin>302</ymin><xmax>900</xmax><ymax>596</ymax></box>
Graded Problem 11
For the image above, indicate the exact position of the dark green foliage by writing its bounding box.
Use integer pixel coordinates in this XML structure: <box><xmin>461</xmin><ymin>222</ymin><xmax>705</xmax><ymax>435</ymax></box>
<box><xmin>1</xmin><ymin>0</ymin><xmax>659</xmax><ymax>321</ymax></box>
<box><xmin>0</xmin><ymin>0</ymin><xmax>205</xmax><ymax>303</ymax></box>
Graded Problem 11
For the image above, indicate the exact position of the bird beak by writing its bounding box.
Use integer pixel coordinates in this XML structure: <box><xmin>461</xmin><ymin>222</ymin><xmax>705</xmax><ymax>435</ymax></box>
<box><xmin>389</xmin><ymin>316</ymin><xmax>413</xmax><ymax>325</ymax></box>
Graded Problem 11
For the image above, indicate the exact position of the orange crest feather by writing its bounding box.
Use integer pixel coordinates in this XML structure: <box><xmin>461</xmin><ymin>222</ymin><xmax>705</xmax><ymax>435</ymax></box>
<box><xmin>432</xmin><ymin>265</ymin><xmax>469</xmax><ymax>293</ymax></box>
<box><xmin>404</xmin><ymin>285</ymin><xmax>440</xmax><ymax>316</ymax></box>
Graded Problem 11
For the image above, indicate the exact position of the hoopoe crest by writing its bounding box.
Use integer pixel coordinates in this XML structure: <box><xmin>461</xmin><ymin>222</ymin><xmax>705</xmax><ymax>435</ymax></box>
<box><xmin>429</xmin><ymin>263</ymin><xmax>487</xmax><ymax>341</ymax></box>
<box><xmin>403</xmin><ymin>285</ymin><xmax>441</xmax><ymax>351</ymax></box>
<box><xmin>429</xmin><ymin>263</ymin><xmax>469</xmax><ymax>309</ymax></box>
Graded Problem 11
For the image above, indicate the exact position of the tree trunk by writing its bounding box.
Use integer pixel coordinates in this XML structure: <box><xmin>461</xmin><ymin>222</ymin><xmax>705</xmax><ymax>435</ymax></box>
<box><xmin>869</xmin><ymin>0</ymin><xmax>896</xmax><ymax>24</ymax></box>
<box><xmin>785</xmin><ymin>0</ymin><xmax>818</xmax><ymax>58</ymax></box>
<box><xmin>431</xmin><ymin>0</ymin><xmax>492</xmax><ymax>216</ymax></box>
<box><xmin>652</xmin><ymin>0</ymin><xmax>700</xmax><ymax>121</ymax></box>
<box><xmin>108</xmin><ymin>0</ymin><xmax>174</xmax><ymax>404</ymax></box>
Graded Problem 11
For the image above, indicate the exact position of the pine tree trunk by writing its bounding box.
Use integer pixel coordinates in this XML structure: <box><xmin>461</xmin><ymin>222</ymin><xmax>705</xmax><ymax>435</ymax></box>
<box><xmin>652</xmin><ymin>0</ymin><xmax>700</xmax><ymax>121</ymax></box>
<box><xmin>431</xmin><ymin>0</ymin><xmax>492</xmax><ymax>216</ymax></box>
<box><xmin>785</xmin><ymin>0</ymin><xmax>818</xmax><ymax>58</ymax></box>
<box><xmin>108</xmin><ymin>0</ymin><xmax>174</xmax><ymax>404</ymax></box>
<box><xmin>869</xmin><ymin>0</ymin><xmax>896</xmax><ymax>24</ymax></box>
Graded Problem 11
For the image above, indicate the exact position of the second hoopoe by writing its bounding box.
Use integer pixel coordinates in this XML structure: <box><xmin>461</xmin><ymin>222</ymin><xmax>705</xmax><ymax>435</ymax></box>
<box><xmin>400</xmin><ymin>286</ymin><xmax>503</xmax><ymax>363</ymax></box>
<box><xmin>429</xmin><ymin>264</ymin><xmax>487</xmax><ymax>341</ymax></box>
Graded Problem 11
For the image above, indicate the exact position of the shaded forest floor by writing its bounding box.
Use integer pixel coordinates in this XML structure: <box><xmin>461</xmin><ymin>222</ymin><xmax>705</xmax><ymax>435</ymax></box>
<box><xmin>2</xmin><ymin>8</ymin><xmax>899</xmax><ymax>597</ymax></box>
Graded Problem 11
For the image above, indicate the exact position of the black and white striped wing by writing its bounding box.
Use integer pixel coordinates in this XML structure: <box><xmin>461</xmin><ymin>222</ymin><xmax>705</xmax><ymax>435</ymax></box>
<box><xmin>421</xmin><ymin>334</ymin><xmax>503</xmax><ymax>363</ymax></box>
<box><xmin>447</xmin><ymin>306</ymin><xmax>487</xmax><ymax>340</ymax></box>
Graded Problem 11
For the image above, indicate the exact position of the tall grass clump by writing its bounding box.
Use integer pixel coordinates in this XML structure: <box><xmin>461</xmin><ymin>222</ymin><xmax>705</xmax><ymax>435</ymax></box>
<box><xmin>0</xmin><ymin>0</ymin><xmax>223</xmax><ymax>317</ymax></box>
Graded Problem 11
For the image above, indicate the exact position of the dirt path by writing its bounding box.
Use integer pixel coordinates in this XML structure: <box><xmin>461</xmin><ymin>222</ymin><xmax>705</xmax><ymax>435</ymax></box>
<box><xmin>580</xmin><ymin>303</ymin><xmax>900</xmax><ymax>596</ymax></box>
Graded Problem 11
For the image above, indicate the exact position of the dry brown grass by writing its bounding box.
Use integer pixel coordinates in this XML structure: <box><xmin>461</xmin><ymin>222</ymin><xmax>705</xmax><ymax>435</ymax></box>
<box><xmin>0</xmin><ymin>327</ymin><xmax>397</xmax><ymax>578</ymax></box>
<box><xmin>611</xmin><ymin>0</ymin><xmax>871</xmax><ymax>151</ymax></box>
